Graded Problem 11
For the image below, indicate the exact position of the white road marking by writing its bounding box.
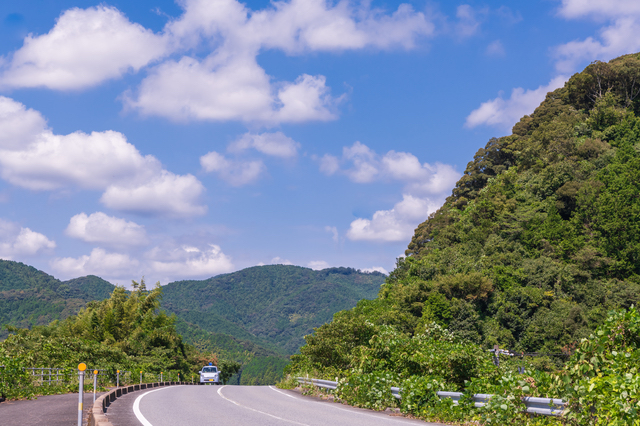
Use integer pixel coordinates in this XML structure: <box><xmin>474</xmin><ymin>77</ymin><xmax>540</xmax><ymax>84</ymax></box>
<box><xmin>217</xmin><ymin>385</ymin><xmax>310</xmax><ymax>426</ymax></box>
<box><xmin>269</xmin><ymin>385</ymin><xmax>302</xmax><ymax>399</ymax></box>
<box><xmin>133</xmin><ymin>386</ymin><xmax>180</xmax><ymax>426</ymax></box>
<box><xmin>269</xmin><ymin>386</ymin><xmax>425</xmax><ymax>424</ymax></box>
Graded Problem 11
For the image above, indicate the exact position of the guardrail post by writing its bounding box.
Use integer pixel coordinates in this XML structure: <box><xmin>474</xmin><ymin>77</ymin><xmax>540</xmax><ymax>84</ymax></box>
<box><xmin>78</xmin><ymin>363</ymin><xmax>86</xmax><ymax>426</ymax></box>
<box><xmin>116</xmin><ymin>370</ymin><xmax>120</xmax><ymax>388</ymax></box>
<box><xmin>160</xmin><ymin>372</ymin><xmax>163</xmax><ymax>382</ymax></box>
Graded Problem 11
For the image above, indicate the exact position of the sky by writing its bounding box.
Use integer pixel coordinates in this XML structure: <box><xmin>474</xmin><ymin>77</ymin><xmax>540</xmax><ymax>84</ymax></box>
<box><xmin>0</xmin><ymin>0</ymin><xmax>639</xmax><ymax>286</ymax></box>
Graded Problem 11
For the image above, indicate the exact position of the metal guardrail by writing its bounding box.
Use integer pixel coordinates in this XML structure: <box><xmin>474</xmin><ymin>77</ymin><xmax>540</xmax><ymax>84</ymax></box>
<box><xmin>297</xmin><ymin>377</ymin><xmax>565</xmax><ymax>417</ymax></box>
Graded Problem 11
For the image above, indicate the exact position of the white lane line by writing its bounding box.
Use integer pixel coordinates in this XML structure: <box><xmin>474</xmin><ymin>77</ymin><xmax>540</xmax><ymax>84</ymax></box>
<box><xmin>133</xmin><ymin>386</ymin><xmax>181</xmax><ymax>426</ymax></box>
<box><xmin>269</xmin><ymin>386</ymin><xmax>424</xmax><ymax>424</ymax></box>
<box><xmin>269</xmin><ymin>385</ymin><xmax>302</xmax><ymax>399</ymax></box>
<box><xmin>217</xmin><ymin>386</ymin><xmax>310</xmax><ymax>426</ymax></box>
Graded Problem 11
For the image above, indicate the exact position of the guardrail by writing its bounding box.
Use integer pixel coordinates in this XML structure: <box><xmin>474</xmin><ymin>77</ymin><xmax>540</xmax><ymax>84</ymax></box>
<box><xmin>296</xmin><ymin>377</ymin><xmax>565</xmax><ymax>417</ymax></box>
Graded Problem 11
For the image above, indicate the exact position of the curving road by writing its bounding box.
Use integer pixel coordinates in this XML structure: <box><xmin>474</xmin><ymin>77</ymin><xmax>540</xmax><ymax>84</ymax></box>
<box><xmin>105</xmin><ymin>385</ymin><xmax>444</xmax><ymax>425</ymax></box>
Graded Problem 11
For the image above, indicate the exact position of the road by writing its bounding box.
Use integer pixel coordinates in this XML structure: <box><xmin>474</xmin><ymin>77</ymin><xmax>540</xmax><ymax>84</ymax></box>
<box><xmin>106</xmin><ymin>385</ymin><xmax>445</xmax><ymax>425</ymax></box>
<box><xmin>0</xmin><ymin>391</ymin><xmax>102</xmax><ymax>426</ymax></box>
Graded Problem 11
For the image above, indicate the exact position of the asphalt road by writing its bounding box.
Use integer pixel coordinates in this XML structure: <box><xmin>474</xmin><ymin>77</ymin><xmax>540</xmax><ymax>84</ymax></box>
<box><xmin>106</xmin><ymin>385</ymin><xmax>445</xmax><ymax>426</ymax></box>
<box><xmin>0</xmin><ymin>391</ymin><xmax>103</xmax><ymax>426</ymax></box>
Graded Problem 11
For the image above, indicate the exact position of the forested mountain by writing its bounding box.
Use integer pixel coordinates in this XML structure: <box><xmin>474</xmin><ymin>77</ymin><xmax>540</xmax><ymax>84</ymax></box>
<box><xmin>0</xmin><ymin>260</ymin><xmax>114</xmax><ymax>338</ymax></box>
<box><xmin>0</xmin><ymin>261</ymin><xmax>384</xmax><ymax>385</ymax></box>
<box><xmin>287</xmin><ymin>53</ymin><xmax>640</xmax><ymax>425</ymax></box>
<box><xmin>161</xmin><ymin>265</ymin><xmax>386</xmax><ymax>355</ymax></box>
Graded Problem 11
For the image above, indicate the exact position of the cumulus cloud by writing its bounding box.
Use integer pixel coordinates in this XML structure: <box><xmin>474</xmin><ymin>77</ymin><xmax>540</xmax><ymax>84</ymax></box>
<box><xmin>469</xmin><ymin>0</ymin><xmax>640</xmax><ymax>130</ymax></box>
<box><xmin>362</xmin><ymin>266</ymin><xmax>388</xmax><ymax>274</ymax></box>
<box><xmin>228</xmin><ymin>132</ymin><xmax>300</xmax><ymax>158</ymax></box>
<box><xmin>200</xmin><ymin>151</ymin><xmax>266</xmax><ymax>186</ymax></box>
<box><xmin>65</xmin><ymin>212</ymin><xmax>147</xmax><ymax>246</ymax></box>
<box><xmin>271</xmin><ymin>256</ymin><xmax>293</xmax><ymax>265</ymax></box>
<box><xmin>148</xmin><ymin>244</ymin><xmax>234</xmax><ymax>278</ymax></box>
<box><xmin>326</xmin><ymin>141</ymin><xmax>460</xmax><ymax>194</ymax></box>
<box><xmin>126</xmin><ymin>0</ymin><xmax>433</xmax><ymax>123</ymax></box>
<box><xmin>322</xmin><ymin>142</ymin><xmax>460</xmax><ymax>243</ymax></box>
<box><xmin>0</xmin><ymin>96</ymin><xmax>206</xmax><ymax>217</ymax></box>
<box><xmin>551</xmin><ymin>0</ymin><xmax>640</xmax><ymax>79</ymax></box>
<box><xmin>100</xmin><ymin>172</ymin><xmax>207</xmax><ymax>217</ymax></box>
<box><xmin>346</xmin><ymin>194</ymin><xmax>438</xmax><ymax>242</ymax></box>
<box><xmin>0</xmin><ymin>219</ymin><xmax>56</xmax><ymax>259</ymax></box>
<box><xmin>0</xmin><ymin>0</ymin><xmax>433</xmax><ymax>123</ymax></box>
<box><xmin>465</xmin><ymin>76</ymin><xmax>567</xmax><ymax>130</ymax></box>
<box><xmin>308</xmin><ymin>260</ymin><xmax>330</xmax><ymax>270</ymax></box>
<box><xmin>51</xmin><ymin>247</ymin><xmax>140</xmax><ymax>278</ymax></box>
<box><xmin>0</xmin><ymin>5</ymin><xmax>167</xmax><ymax>90</ymax></box>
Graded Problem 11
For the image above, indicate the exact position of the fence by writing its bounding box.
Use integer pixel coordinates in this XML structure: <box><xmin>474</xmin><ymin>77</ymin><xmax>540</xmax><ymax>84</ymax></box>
<box><xmin>297</xmin><ymin>377</ymin><xmax>565</xmax><ymax>417</ymax></box>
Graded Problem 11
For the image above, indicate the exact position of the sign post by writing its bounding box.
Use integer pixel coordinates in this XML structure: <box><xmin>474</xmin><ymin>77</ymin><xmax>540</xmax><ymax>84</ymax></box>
<box><xmin>160</xmin><ymin>371</ymin><xmax>163</xmax><ymax>383</ymax></box>
<box><xmin>93</xmin><ymin>370</ymin><xmax>98</xmax><ymax>403</ymax></box>
<box><xmin>140</xmin><ymin>370</ymin><xmax>142</xmax><ymax>385</ymax></box>
<box><xmin>77</xmin><ymin>363</ymin><xmax>87</xmax><ymax>426</ymax></box>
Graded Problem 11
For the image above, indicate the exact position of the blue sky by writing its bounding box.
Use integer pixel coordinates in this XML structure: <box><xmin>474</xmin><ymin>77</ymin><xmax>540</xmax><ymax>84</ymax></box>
<box><xmin>0</xmin><ymin>0</ymin><xmax>638</xmax><ymax>286</ymax></box>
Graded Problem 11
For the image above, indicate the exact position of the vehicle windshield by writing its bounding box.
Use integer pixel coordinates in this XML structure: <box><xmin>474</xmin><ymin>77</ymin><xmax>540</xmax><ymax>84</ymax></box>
<box><xmin>202</xmin><ymin>366</ymin><xmax>217</xmax><ymax>373</ymax></box>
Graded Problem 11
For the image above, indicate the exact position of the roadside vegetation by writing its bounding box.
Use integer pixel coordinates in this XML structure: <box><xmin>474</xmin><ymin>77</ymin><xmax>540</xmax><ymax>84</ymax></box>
<box><xmin>285</xmin><ymin>53</ymin><xmax>640</xmax><ymax>425</ymax></box>
<box><xmin>0</xmin><ymin>279</ymin><xmax>240</xmax><ymax>400</ymax></box>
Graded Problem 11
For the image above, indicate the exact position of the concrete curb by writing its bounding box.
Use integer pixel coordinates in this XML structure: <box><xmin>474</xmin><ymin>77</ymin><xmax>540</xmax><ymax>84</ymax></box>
<box><xmin>88</xmin><ymin>382</ymin><xmax>198</xmax><ymax>426</ymax></box>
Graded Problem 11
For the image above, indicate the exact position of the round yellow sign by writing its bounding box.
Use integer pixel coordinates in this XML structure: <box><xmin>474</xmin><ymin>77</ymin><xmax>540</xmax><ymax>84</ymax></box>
<box><xmin>78</xmin><ymin>363</ymin><xmax>87</xmax><ymax>371</ymax></box>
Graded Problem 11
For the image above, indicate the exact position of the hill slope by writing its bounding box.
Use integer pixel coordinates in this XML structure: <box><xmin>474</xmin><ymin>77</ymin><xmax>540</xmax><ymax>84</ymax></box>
<box><xmin>292</xmin><ymin>53</ymin><xmax>640</xmax><ymax>367</ymax></box>
<box><xmin>0</xmin><ymin>260</ymin><xmax>115</xmax><ymax>338</ymax></box>
<box><xmin>161</xmin><ymin>265</ymin><xmax>386</xmax><ymax>355</ymax></box>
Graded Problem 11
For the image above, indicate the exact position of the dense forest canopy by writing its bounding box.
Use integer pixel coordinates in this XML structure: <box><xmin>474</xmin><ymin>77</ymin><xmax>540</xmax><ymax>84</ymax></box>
<box><xmin>287</xmin><ymin>53</ymin><xmax>640</xmax><ymax>424</ymax></box>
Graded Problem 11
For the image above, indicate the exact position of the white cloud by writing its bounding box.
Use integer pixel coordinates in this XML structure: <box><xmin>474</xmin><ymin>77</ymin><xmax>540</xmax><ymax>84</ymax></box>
<box><xmin>149</xmin><ymin>244</ymin><xmax>234</xmax><ymax>278</ymax></box>
<box><xmin>362</xmin><ymin>266</ymin><xmax>388</xmax><ymax>275</ymax></box>
<box><xmin>557</xmin><ymin>0</ymin><xmax>640</xmax><ymax>19</ymax></box>
<box><xmin>0</xmin><ymin>219</ymin><xmax>56</xmax><ymax>259</ymax></box>
<box><xmin>271</xmin><ymin>256</ymin><xmax>293</xmax><ymax>265</ymax></box>
<box><xmin>469</xmin><ymin>0</ymin><xmax>640</xmax><ymax>131</ymax></box>
<box><xmin>0</xmin><ymin>96</ymin><xmax>47</xmax><ymax>150</ymax></box>
<box><xmin>455</xmin><ymin>5</ymin><xmax>485</xmax><ymax>38</ymax></box>
<box><xmin>322</xmin><ymin>142</ymin><xmax>460</xmax><ymax>243</ymax></box>
<box><xmin>65</xmin><ymin>212</ymin><xmax>147</xmax><ymax>246</ymax></box>
<box><xmin>308</xmin><ymin>260</ymin><xmax>330</xmax><ymax>270</ymax></box>
<box><xmin>126</xmin><ymin>0</ymin><xmax>432</xmax><ymax>124</ymax></box>
<box><xmin>486</xmin><ymin>40</ymin><xmax>505</xmax><ymax>57</ymax></box>
<box><xmin>200</xmin><ymin>151</ymin><xmax>266</xmax><ymax>186</ymax></box>
<box><xmin>326</xmin><ymin>142</ymin><xmax>460</xmax><ymax>192</ymax></box>
<box><xmin>554</xmin><ymin>17</ymin><xmax>640</xmax><ymax>74</ymax></box>
<box><xmin>465</xmin><ymin>76</ymin><xmax>567</xmax><ymax>130</ymax></box>
<box><xmin>346</xmin><ymin>194</ymin><xmax>437</xmax><ymax>242</ymax></box>
<box><xmin>0</xmin><ymin>96</ymin><xmax>206</xmax><ymax>217</ymax></box>
<box><xmin>100</xmin><ymin>172</ymin><xmax>207</xmax><ymax>217</ymax></box>
<box><xmin>325</xmin><ymin>226</ymin><xmax>339</xmax><ymax>242</ymax></box>
<box><xmin>319</xmin><ymin>154</ymin><xmax>340</xmax><ymax>176</ymax></box>
<box><xmin>229</xmin><ymin>132</ymin><xmax>300</xmax><ymax>158</ymax></box>
<box><xmin>0</xmin><ymin>5</ymin><xmax>167</xmax><ymax>90</ymax></box>
<box><xmin>51</xmin><ymin>247</ymin><xmax>140</xmax><ymax>278</ymax></box>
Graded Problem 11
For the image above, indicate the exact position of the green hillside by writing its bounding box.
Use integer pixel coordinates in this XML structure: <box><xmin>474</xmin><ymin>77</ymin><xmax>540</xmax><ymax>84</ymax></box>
<box><xmin>161</xmin><ymin>265</ymin><xmax>386</xmax><ymax>355</ymax></box>
<box><xmin>287</xmin><ymin>53</ymin><xmax>640</xmax><ymax>424</ymax></box>
<box><xmin>0</xmin><ymin>260</ymin><xmax>115</xmax><ymax>338</ymax></box>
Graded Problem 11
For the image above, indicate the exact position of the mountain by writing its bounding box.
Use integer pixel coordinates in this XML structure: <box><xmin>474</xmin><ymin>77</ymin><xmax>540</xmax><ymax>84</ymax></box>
<box><xmin>0</xmin><ymin>261</ymin><xmax>385</xmax><ymax>384</ymax></box>
<box><xmin>0</xmin><ymin>260</ymin><xmax>115</xmax><ymax>338</ymax></box>
<box><xmin>161</xmin><ymin>265</ymin><xmax>386</xmax><ymax>355</ymax></box>
<box><xmin>291</xmin><ymin>52</ymin><xmax>640</xmax><ymax>366</ymax></box>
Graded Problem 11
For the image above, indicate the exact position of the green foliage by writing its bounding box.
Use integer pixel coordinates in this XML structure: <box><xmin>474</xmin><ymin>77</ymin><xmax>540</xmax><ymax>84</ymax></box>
<box><xmin>161</xmin><ymin>265</ymin><xmax>385</xmax><ymax>356</ymax></box>
<box><xmin>335</xmin><ymin>371</ymin><xmax>400</xmax><ymax>410</ymax></box>
<box><xmin>289</xmin><ymin>53</ymin><xmax>640</xmax><ymax>425</ymax></box>
<box><xmin>0</xmin><ymin>260</ymin><xmax>114</xmax><ymax>339</ymax></box>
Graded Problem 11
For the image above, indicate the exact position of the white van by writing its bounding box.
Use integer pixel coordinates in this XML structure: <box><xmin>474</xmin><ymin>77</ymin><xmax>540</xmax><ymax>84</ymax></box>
<box><xmin>199</xmin><ymin>363</ymin><xmax>221</xmax><ymax>385</ymax></box>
